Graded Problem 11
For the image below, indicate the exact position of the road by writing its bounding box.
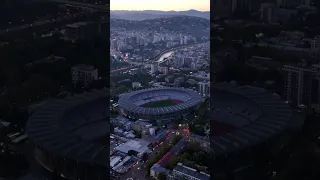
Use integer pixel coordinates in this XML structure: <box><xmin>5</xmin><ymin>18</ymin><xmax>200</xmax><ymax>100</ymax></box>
<box><xmin>46</xmin><ymin>0</ymin><xmax>109</xmax><ymax>11</ymax></box>
<box><xmin>111</xmin><ymin>65</ymin><xmax>139</xmax><ymax>73</ymax></box>
<box><xmin>120</xmin><ymin>129</ymin><xmax>180</xmax><ymax>180</ymax></box>
<box><xmin>0</xmin><ymin>12</ymin><xmax>89</xmax><ymax>38</ymax></box>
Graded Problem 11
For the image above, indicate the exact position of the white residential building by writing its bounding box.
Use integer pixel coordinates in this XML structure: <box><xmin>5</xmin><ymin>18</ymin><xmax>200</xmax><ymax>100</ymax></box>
<box><xmin>172</xmin><ymin>163</ymin><xmax>210</xmax><ymax>180</ymax></box>
<box><xmin>132</xmin><ymin>82</ymin><xmax>142</xmax><ymax>89</ymax></box>
<box><xmin>151</xmin><ymin>63</ymin><xmax>158</xmax><ymax>74</ymax></box>
<box><xmin>198</xmin><ymin>81</ymin><xmax>210</xmax><ymax>96</ymax></box>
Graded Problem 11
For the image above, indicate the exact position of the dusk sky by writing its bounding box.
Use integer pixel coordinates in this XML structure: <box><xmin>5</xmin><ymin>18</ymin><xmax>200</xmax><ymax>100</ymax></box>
<box><xmin>110</xmin><ymin>0</ymin><xmax>210</xmax><ymax>11</ymax></box>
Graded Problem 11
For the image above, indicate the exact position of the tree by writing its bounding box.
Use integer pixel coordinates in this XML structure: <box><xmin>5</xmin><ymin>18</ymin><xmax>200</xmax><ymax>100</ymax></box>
<box><xmin>142</xmin><ymin>153</ymin><xmax>148</xmax><ymax>162</ymax></box>
<box><xmin>116</xmin><ymin>85</ymin><xmax>128</xmax><ymax>95</ymax></box>
<box><xmin>181</xmin><ymin>159</ymin><xmax>196</xmax><ymax>169</ymax></box>
<box><xmin>180</xmin><ymin>152</ymin><xmax>191</xmax><ymax>161</ymax></box>
<box><xmin>135</xmin><ymin>130</ymin><xmax>142</xmax><ymax>138</ymax></box>
<box><xmin>187</xmin><ymin>141</ymin><xmax>200</xmax><ymax>152</ymax></box>
<box><xmin>193</xmin><ymin>151</ymin><xmax>206</xmax><ymax>165</ymax></box>
<box><xmin>152</xmin><ymin>121</ymin><xmax>158</xmax><ymax>126</ymax></box>
<box><xmin>172</xmin><ymin>135</ymin><xmax>182</xmax><ymax>145</ymax></box>
<box><xmin>110</xmin><ymin>124</ymin><xmax>114</xmax><ymax>133</ymax></box>
<box><xmin>110</xmin><ymin>110</ymin><xmax>118</xmax><ymax>118</ymax></box>
<box><xmin>158</xmin><ymin>173</ymin><xmax>166</xmax><ymax>180</ymax></box>
<box><xmin>167</xmin><ymin>156</ymin><xmax>178</xmax><ymax>169</ymax></box>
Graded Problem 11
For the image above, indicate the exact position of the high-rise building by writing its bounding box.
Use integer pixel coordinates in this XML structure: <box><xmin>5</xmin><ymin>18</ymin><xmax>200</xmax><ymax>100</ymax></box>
<box><xmin>180</xmin><ymin>36</ymin><xmax>184</xmax><ymax>45</ymax></box>
<box><xmin>157</xmin><ymin>66</ymin><xmax>168</xmax><ymax>75</ymax></box>
<box><xmin>161</xmin><ymin>67</ymin><xmax>168</xmax><ymax>75</ymax></box>
<box><xmin>191</xmin><ymin>62</ymin><xmax>197</xmax><ymax>69</ymax></box>
<box><xmin>174</xmin><ymin>58</ymin><xmax>185</xmax><ymax>68</ymax></box>
<box><xmin>111</xmin><ymin>39</ymin><xmax>118</xmax><ymax>50</ymax></box>
<box><xmin>184</xmin><ymin>36</ymin><xmax>188</xmax><ymax>44</ymax></box>
<box><xmin>283</xmin><ymin>65</ymin><xmax>314</xmax><ymax>107</ymax></box>
<box><xmin>98</xmin><ymin>21</ymin><xmax>108</xmax><ymax>38</ymax></box>
<box><xmin>311</xmin><ymin>64</ymin><xmax>320</xmax><ymax>104</ymax></box>
<box><xmin>2</xmin><ymin>0</ymin><xmax>10</xmax><ymax>7</ymax></box>
<box><xmin>71</xmin><ymin>64</ymin><xmax>98</xmax><ymax>87</ymax></box>
<box><xmin>212</xmin><ymin>0</ymin><xmax>260</xmax><ymax>18</ymax></box>
<box><xmin>260</xmin><ymin>3</ymin><xmax>278</xmax><ymax>23</ymax></box>
<box><xmin>198</xmin><ymin>81</ymin><xmax>210</xmax><ymax>96</ymax></box>
<box><xmin>310</xmin><ymin>36</ymin><xmax>320</xmax><ymax>60</ymax></box>
<box><xmin>236</xmin><ymin>0</ymin><xmax>255</xmax><ymax>11</ymax></box>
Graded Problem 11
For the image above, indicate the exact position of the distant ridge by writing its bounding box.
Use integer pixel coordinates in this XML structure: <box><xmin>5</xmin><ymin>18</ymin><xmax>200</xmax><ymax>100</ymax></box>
<box><xmin>110</xmin><ymin>9</ymin><xmax>210</xmax><ymax>20</ymax></box>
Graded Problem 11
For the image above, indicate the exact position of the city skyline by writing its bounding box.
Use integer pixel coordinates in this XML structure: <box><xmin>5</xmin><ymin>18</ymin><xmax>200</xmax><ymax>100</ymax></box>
<box><xmin>110</xmin><ymin>0</ymin><xmax>210</xmax><ymax>11</ymax></box>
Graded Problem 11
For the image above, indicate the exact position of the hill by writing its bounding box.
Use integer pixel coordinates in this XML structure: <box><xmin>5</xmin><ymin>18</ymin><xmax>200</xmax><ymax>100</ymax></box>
<box><xmin>110</xmin><ymin>9</ymin><xmax>210</xmax><ymax>20</ymax></box>
<box><xmin>110</xmin><ymin>16</ymin><xmax>210</xmax><ymax>38</ymax></box>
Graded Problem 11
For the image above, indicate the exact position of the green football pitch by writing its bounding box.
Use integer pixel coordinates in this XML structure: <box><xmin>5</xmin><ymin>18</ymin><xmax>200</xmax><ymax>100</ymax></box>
<box><xmin>142</xmin><ymin>100</ymin><xmax>182</xmax><ymax>108</ymax></box>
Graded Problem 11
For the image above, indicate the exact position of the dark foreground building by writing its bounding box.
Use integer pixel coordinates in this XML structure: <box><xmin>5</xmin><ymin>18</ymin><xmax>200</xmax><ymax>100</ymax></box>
<box><xmin>118</xmin><ymin>87</ymin><xmax>202</xmax><ymax>121</ymax></box>
<box><xmin>26</xmin><ymin>89</ymin><xmax>110</xmax><ymax>180</ymax></box>
<box><xmin>210</xmin><ymin>82</ymin><xmax>298</xmax><ymax>178</ymax></box>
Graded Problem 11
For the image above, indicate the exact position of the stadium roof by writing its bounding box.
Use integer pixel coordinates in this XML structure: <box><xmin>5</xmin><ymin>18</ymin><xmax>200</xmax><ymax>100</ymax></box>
<box><xmin>210</xmin><ymin>82</ymin><xmax>293</xmax><ymax>156</ymax></box>
<box><xmin>118</xmin><ymin>87</ymin><xmax>202</xmax><ymax>115</ymax></box>
<box><xmin>26</xmin><ymin>89</ymin><xmax>109</xmax><ymax>167</ymax></box>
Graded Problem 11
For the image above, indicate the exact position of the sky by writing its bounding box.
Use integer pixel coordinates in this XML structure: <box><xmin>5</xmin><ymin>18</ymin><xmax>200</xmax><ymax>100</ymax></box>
<box><xmin>110</xmin><ymin>0</ymin><xmax>210</xmax><ymax>11</ymax></box>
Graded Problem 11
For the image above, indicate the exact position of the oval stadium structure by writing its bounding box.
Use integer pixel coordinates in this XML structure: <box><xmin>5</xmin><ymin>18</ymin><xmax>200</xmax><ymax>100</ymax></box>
<box><xmin>118</xmin><ymin>87</ymin><xmax>203</xmax><ymax>121</ymax></box>
<box><xmin>26</xmin><ymin>89</ymin><xmax>110</xmax><ymax>180</ymax></box>
<box><xmin>210</xmin><ymin>82</ymin><xmax>294</xmax><ymax>175</ymax></box>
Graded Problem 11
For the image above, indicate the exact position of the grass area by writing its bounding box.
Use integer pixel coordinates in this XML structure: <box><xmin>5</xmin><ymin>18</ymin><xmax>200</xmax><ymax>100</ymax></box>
<box><xmin>250</xmin><ymin>114</ymin><xmax>320</xmax><ymax>180</ymax></box>
<box><xmin>142</xmin><ymin>99</ymin><xmax>182</xmax><ymax>108</ymax></box>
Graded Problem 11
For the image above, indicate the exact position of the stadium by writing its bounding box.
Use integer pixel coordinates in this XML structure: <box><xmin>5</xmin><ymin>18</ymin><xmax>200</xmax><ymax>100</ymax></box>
<box><xmin>117</xmin><ymin>87</ymin><xmax>203</xmax><ymax>121</ymax></box>
<box><xmin>210</xmin><ymin>82</ymin><xmax>294</xmax><ymax>175</ymax></box>
<box><xmin>26</xmin><ymin>89</ymin><xmax>110</xmax><ymax>180</ymax></box>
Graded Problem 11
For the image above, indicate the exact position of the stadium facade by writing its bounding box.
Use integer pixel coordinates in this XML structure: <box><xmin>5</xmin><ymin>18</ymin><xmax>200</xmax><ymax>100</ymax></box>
<box><xmin>210</xmin><ymin>82</ymin><xmax>295</xmax><ymax>176</ymax></box>
<box><xmin>118</xmin><ymin>87</ymin><xmax>203</xmax><ymax>121</ymax></box>
<box><xmin>26</xmin><ymin>89</ymin><xmax>110</xmax><ymax>180</ymax></box>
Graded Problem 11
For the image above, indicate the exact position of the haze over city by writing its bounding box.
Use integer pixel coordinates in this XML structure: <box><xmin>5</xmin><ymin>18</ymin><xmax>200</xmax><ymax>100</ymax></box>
<box><xmin>110</xmin><ymin>0</ymin><xmax>210</xmax><ymax>11</ymax></box>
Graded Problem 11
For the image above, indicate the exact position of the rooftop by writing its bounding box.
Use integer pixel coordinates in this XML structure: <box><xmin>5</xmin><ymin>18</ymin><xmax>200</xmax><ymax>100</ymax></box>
<box><xmin>174</xmin><ymin>163</ymin><xmax>210</xmax><ymax>180</ymax></box>
<box><xmin>116</xmin><ymin>139</ymin><xmax>151</xmax><ymax>154</ymax></box>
